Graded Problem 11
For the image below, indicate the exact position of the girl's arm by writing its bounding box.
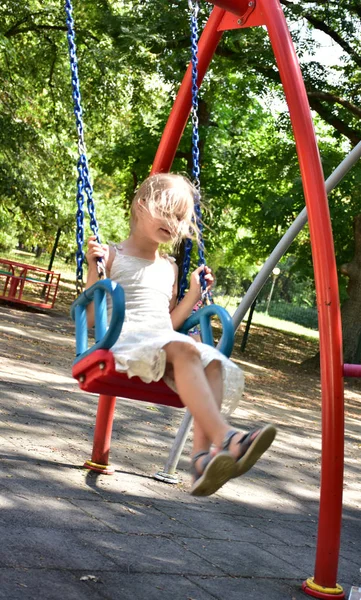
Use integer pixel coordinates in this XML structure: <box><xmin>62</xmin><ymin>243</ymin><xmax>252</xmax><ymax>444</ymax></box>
<box><xmin>170</xmin><ymin>264</ymin><xmax>214</xmax><ymax>331</ymax></box>
<box><xmin>85</xmin><ymin>236</ymin><xmax>114</xmax><ymax>327</ymax></box>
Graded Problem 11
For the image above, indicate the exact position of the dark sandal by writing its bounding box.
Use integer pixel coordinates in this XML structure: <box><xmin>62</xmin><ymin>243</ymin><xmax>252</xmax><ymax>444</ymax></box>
<box><xmin>223</xmin><ymin>424</ymin><xmax>277</xmax><ymax>478</ymax></box>
<box><xmin>190</xmin><ymin>450</ymin><xmax>235</xmax><ymax>497</ymax></box>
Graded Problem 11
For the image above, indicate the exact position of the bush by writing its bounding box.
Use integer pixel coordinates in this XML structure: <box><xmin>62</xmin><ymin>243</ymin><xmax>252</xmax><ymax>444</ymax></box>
<box><xmin>258</xmin><ymin>301</ymin><xmax>319</xmax><ymax>330</ymax></box>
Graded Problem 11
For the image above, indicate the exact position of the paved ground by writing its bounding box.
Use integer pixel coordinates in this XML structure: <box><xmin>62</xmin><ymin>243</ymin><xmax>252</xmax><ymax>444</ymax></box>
<box><xmin>0</xmin><ymin>302</ymin><xmax>360</xmax><ymax>600</ymax></box>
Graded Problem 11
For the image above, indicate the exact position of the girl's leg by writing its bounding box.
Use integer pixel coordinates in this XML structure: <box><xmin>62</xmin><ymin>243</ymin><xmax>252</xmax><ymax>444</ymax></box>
<box><xmin>192</xmin><ymin>360</ymin><xmax>223</xmax><ymax>458</ymax></box>
<box><xmin>164</xmin><ymin>341</ymin><xmax>276</xmax><ymax>495</ymax></box>
<box><xmin>164</xmin><ymin>342</ymin><xmax>229</xmax><ymax>448</ymax></box>
<box><xmin>165</xmin><ymin>345</ymin><xmax>264</xmax><ymax>460</ymax></box>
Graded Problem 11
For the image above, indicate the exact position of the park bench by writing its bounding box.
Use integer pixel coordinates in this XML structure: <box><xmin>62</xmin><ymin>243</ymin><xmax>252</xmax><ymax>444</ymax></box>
<box><xmin>0</xmin><ymin>258</ymin><xmax>61</xmax><ymax>309</ymax></box>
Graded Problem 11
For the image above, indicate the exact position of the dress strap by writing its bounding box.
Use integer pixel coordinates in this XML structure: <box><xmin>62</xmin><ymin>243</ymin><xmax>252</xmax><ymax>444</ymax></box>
<box><xmin>108</xmin><ymin>241</ymin><xmax>122</xmax><ymax>254</ymax></box>
<box><xmin>162</xmin><ymin>253</ymin><xmax>176</xmax><ymax>264</ymax></box>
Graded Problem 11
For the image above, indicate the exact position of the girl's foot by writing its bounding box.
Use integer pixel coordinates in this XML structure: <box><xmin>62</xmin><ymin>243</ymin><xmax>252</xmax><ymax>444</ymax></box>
<box><xmin>190</xmin><ymin>450</ymin><xmax>235</xmax><ymax>497</ymax></box>
<box><xmin>223</xmin><ymin>425</ymin><xmax>277</xmax><ymax>478</ymax></box>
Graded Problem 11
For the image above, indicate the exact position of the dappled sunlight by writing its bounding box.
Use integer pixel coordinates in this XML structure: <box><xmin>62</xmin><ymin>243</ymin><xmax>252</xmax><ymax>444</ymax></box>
<box><xmin>0</xmin><ymin>323</ymin><xmax>74</xmax><ymax>347</ymax></box>
<box><xmin>221</xmin><ymin>483</ymin><xmax>309</xmax><ymax>511</ymax></box>
<box><xmin>0</xmin><ymin>358</ymin><xmax>75</xmax><ymax>385</ymax></box>
<box><xmin>234</xmin><ymin>359</ymin><xmax>269</xmax><ymax>372</ymax></box>
<box><xmin>283</xmin><ymin>483</ymin><xmax>320</xmax><ymax>501</ymax></box>
<box><xmin>0</xmin><ymin>302</ymin><xmax>360</xmax><ymax>595</ymax></box>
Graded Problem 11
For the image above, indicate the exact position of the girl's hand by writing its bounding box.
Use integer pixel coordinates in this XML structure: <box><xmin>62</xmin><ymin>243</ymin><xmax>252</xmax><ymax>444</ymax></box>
<box><xmin>86</xmin><ymin>236</ymin><xmax>109</xmax><ymax>268</ymax></box>
<box><xmin>189</xmin><ymin>265</ymin><xmax>214</xmax><ymax>300</ymax></box>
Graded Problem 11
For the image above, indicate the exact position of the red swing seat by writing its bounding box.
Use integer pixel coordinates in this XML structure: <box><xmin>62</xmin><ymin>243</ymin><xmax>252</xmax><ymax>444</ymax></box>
<box><xmin>72</xmin><ymin>348</ymin><xmax>183</xmax><ymax>408</ymax></box>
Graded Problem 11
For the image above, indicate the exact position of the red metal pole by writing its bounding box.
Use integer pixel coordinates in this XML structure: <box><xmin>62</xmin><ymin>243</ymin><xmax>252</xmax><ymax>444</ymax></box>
<box><xmin>151</xmin><ymin>7</ymin><xmax>225</xmax><ymax>174</ymax></box>
<box><xmin>84</xmin><ymin>394</ymin><xmax>117</xmax><ymax>475</ymax></box>
<box><xmin>207</xmin><ymin>0</ymin><xmax>249</xmax><ymax>14</ymax></box>
<box><xmin>152</xmin><ymin>2</ymin><xmax>344</xmax><ymax>589</ymax></box>
<box><xmin>259</xmin><ymin>0</ymin><xmax>344</xmax><ymax>596</ymax></box>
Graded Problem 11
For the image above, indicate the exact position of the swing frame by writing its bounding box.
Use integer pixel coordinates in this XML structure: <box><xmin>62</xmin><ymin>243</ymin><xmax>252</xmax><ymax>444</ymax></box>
<box><xmin>153</xmin><ymin>3</ymin><xmax>345</xmax><ymax>597</ymax></box>
<box><xmin>66</xmin><ymin>1</ymin><xmax>346</xmax><ymax>597</ymax></box>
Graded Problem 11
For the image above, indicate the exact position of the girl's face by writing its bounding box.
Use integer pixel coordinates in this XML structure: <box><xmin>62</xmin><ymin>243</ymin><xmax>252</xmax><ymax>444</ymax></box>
<box><xmin>137</xmin><ymin>200</ymin><xmax>190</xmax><ymax>244</ymax></box>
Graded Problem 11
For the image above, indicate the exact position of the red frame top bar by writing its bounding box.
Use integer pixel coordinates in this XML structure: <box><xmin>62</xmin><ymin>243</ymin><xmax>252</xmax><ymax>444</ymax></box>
<box><xmin>206</xmin><ymin>0</ymin><xmax>249</xmax><ymax>16</ymax></box>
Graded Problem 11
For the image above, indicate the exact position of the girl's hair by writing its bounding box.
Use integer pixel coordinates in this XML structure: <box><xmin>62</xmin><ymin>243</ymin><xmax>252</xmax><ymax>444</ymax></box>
<box><xmin>131</xmin><ymin>173</ymin><xmax>200</xmax><ymax>245</ymax></box>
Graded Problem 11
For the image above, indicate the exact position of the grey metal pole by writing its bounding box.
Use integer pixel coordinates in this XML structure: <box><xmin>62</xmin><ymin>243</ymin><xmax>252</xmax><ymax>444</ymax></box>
<box><xmin>155</xmin><ymin>140</ymin><xmax>361</xmax><ymax>484</ymax></box>
<box><xmin>154</xmin><ymin>410</ymin><xmax>193</xmax><ymax>483</ymax></box>
<box><xmin>232</xmin><ymin>140</ymin><xmax>361</xmax><ymax>330</ymax></box>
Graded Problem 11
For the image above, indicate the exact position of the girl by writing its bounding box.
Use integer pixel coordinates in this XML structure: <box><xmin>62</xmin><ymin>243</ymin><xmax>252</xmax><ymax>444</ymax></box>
<box><xmin>86</xmin><ymin>173</ymin><xmax>276</xmax><ymax>496</ymax></box>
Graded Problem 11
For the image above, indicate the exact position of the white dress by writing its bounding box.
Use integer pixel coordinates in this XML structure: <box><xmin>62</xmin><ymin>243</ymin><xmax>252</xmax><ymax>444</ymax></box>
<box><xmin>108</xmin><ymin>244</ymin><xmax>244</xmax><ymax>415</ymax></box>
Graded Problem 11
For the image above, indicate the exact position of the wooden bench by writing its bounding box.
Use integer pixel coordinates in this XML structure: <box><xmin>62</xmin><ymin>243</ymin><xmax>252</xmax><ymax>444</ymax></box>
<box><xmin>0</xmin><ymin>258</ymin><xmax>61</xmax><ymax>309</ymax></box>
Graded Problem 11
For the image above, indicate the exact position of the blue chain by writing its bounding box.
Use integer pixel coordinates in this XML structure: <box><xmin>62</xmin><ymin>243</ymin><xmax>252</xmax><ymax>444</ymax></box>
<box><xmin>64</xmin><ymin>0</ymin><xmax>104</xmax><ymax>294</ymax></box>
<box><xmin>178</xmin><ymin>238</ymin><xmax>193</xmax><ymax>301</ymax></box>
<box><xmin>178</xmin><ymin>1</ymin><xmax>212</xmax><ymax>304</ymax></box>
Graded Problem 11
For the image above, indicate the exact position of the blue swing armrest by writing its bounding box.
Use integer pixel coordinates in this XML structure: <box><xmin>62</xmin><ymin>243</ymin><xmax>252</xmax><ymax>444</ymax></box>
<box><xmin>71</xmin><ymin>280</ymin><xmax>233</xmax><ymax>365</ymax></box>
<box><xmin>179</xmin><ymin>304</ymin><xmax>234</xmax><ymax>358</ymax></box>
<box><xmin>71</xmin><ymin>278</ymin><xmax>125</xmax><ymax>364</ymax></box>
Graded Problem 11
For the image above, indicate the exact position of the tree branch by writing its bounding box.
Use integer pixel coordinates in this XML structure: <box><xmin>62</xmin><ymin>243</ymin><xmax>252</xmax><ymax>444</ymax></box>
<box><xmin>254</xmin><ymin>62</ymin><xmax>361</xmax><ymax>144</ymax></box>
<box><xmin>280</xmin><ymin>0</ymin><xmax>361</xmax><ymax>67</ymax></box>
<box><xmin>5</xmin><ymin>24</ymin><xmax>68</xmax><ymax>38</ymax></box>
<box><xmin>307</xmin><ymin>91</ymin><xmax>361</xmax><ymax>119</ymax></box>
<box><xmin>308</xmin><ymin>96</ymin><xmax>361</xmax><ymax>145</ymax></box>
<box><xmin>216</xmin><ymin>47</ymin><xmax>361</xmax><ymax>145</ymax></box>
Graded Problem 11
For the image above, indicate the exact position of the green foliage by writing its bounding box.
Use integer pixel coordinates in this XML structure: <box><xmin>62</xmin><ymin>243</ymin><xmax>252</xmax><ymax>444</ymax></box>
<box><xmin>0</xmin><ymin>0</ymin><xmax>360</xmax><ymax>310</ymax></box>
<box><xmin>257</xmin><ymin>301</ymin><xmax>319</xmax><ymax>331</ymax></box>
<box><xmin>0</xmin><ymin>205</ymin><xmax>19</xmax><ymax>251</ymax></box>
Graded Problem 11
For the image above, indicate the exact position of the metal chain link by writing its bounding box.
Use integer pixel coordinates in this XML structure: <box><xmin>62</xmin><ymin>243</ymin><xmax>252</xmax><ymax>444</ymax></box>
<box><xmin>178</xmin><ymin>0</ymin><xmax>213</xmax><ymax>304</ymax></box>
<box><xmin>64</xmin><ymin>0</ymin><xmax>105</xmax><ymax>295</ymax></box>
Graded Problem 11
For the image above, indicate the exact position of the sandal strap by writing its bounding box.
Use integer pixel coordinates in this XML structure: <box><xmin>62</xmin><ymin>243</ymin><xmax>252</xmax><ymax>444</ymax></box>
<box><xmin>223</xmin><ymin>427</ymin><xmax>262</xmax><ymax>457</ymax></box>
<box><xmin>240</xmin><ymin>428</ymin><xmax>261</xmax><ymax>447</ymax></box>
<box><xmin>222</xmin><ymin>429</ymin><xmax>239</xmax><ymax>451</ymax></box>
<box><xmin>237</xmin><ymin>427</ymin><xmax>262</xmax><ymax>458</ymax></box>
<box><xmin>191</xmin><ymin>451</ymin><xmax>212</xmax><ymax>481</ymax></box>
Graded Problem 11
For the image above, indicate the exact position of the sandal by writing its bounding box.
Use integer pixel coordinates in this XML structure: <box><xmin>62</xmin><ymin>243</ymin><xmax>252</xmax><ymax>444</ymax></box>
<box><xmin>223</xmin><ymin>424</ymin><xmax>277</xmax><ymax>478</ymax></box>
<box><xmin>190</xmin><ymin>450</ymin><xmax>235</xmax><ymax>497</ymax></box>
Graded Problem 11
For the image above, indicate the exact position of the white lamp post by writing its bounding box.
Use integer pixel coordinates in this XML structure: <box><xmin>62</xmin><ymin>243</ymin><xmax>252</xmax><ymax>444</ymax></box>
<box><xmin>266</xmin><ymin>267</ymin><xmax>281</xmax><ymax>314</ymax></box>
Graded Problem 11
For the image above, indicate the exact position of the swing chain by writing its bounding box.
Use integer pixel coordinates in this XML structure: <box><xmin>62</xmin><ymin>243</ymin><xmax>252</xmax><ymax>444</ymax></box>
<box><xmin>189</xmin><ymin>0</ymin><xmax>201</xmax><ymax>191</ymax></box>
<box><xmin>65</xmin><ymin>0</ymin><xmax>105</xmax><ymax>293</ymax></box>
<box><xmin>179</xmin><ymin>0</ymin><xmax>212</xmax><ymax>305</ymax></box>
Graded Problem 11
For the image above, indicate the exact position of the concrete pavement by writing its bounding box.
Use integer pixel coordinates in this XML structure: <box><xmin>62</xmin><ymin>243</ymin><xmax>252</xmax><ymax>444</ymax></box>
<box><xmin>0</xmin><ymin>303</ymin><xmax>360</xmax><ymax>599</ymax></box>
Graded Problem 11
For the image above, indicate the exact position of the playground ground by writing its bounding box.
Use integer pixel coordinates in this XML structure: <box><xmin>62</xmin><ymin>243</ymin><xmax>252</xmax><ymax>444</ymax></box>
<box><xmin>0</xmin><ymin>297</ymin><xmax>360</xmax><ymax>600</ymax></box>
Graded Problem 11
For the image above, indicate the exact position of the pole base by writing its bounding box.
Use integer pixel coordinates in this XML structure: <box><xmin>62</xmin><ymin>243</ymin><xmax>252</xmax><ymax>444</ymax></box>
<box><xmin>302</xmin><ymin>578</ymin><xmax>345</xmax><ymax>599</ymax></box>
<box><xmin>153</xmin><ymin>470</ymin><xmax>179</xmax><ymax>484</ymax></box>
<box><xmin>84</xmin><ymin>459</ymin><xmax>115</xmax><ymax>475</ymax></box>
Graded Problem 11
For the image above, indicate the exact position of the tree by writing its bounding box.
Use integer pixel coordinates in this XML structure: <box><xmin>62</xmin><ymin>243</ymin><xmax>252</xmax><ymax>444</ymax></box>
<box><xmin>1</xmin><ymin>1</ymin><xmax>361</xmax><ymax>361</ymax></box>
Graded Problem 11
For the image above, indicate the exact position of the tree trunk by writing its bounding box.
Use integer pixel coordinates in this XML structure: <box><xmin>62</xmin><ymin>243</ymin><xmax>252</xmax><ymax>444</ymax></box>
<box><xmin>303</xmin><ymin>213</ymin><xmax>361</xmax><ymax>369</ymax></box>
<box><xmin>340</xmin><ymin>214</ymin><xmax>361</xmax><ymax>363</ymax></box>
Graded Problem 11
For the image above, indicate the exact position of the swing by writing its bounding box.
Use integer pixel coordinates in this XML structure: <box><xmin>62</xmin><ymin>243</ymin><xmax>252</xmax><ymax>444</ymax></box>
<box><xmin>65</xmin><ymin>0</ymin><xmax>235</xmax><ymax>410</ymax></box>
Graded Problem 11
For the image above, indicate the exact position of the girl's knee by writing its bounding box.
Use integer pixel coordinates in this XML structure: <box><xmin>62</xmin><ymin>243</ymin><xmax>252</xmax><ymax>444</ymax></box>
<box><xmin>205</xmin><ymin>359</ymin><xmax>222</xmax><ymax>374</ymax></box>
<box><xmin>165</xmin><ymin>341</ymin><xmax>200</xmax><ymax>363</ymax></box>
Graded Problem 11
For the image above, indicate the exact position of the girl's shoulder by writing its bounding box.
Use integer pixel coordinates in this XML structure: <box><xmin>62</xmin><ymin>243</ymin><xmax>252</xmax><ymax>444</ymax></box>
<box><xmin>108</xmin><ymin>241</ymin><xmax>121</xmax><ymax>250</ymax></box>
<box><xmin>161</xmin><ymin>254</ymin><xmax>178</xmax><ymax>285</ymax></box>
<box><xmin>106</xmin><ymin>242</ymin><xmax>120</xmax><ymax>274</ymax></box>
<box><xmin>108</xmin><ymin>241</ymin><xmax>125</xmax><ymax>257</ymax></box>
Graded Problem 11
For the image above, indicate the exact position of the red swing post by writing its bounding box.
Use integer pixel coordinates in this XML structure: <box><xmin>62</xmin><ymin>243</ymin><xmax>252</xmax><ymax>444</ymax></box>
<box><xmin>153</xmin><ymin>0</ymin><xmax>345</xmax><ymax>597</ymax></box>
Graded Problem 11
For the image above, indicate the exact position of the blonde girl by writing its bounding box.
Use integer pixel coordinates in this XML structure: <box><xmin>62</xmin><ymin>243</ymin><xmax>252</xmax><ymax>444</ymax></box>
<box><xmin>86</xmin><ymin>173</ymin><xmax>276</xmax><ymax>496</ymax></box>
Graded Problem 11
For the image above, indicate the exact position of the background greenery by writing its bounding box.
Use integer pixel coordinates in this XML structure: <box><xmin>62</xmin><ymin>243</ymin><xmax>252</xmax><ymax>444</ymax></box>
<box><xmin>1</xmin><ymin>0</ymin><xmax>361</xmax><ymax>349</ymax></box>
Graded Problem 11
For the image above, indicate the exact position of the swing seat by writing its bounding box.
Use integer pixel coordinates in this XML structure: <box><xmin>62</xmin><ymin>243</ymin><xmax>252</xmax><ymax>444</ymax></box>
<box><xmin>71</xmin><ymin>278</ymin><xmax>234</xmax><ymax>405</ymax></box>
<box><xmin>73</xmin><ymin>348</ymin><xmax>183</xmax><ymax>407</ymax></box>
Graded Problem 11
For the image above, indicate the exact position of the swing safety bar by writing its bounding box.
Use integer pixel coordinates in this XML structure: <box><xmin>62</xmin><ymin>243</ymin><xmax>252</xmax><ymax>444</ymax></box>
<box><xmin>72</xmin><ymin>279</ymin><xmax>125</xmax><ymax>361</ymax></box>
<box><xmin>72</xmin><ymin>278</ymin><xmax>234</xmax><ymax>361</ymax></box>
